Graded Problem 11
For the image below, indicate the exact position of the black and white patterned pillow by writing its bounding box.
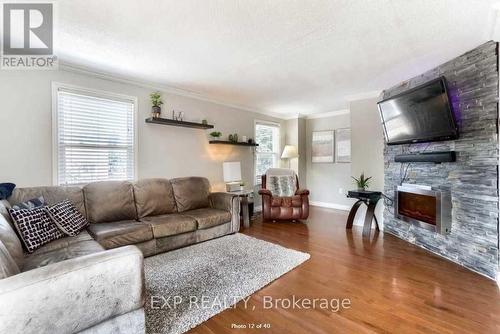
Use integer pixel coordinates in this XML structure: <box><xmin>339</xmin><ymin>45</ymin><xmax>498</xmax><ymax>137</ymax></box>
<box><xmin>45</xmin><ymin>200</ymin><xmax>88</xmax><ymax>236</ymax></box>
<box><xmin>9</xmin><ymin>207</ymin><xmax>65</xmax><ymax>253</ymax></box>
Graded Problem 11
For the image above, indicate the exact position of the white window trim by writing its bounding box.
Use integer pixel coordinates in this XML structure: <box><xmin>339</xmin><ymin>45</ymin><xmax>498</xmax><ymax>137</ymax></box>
<box><xmin>51</xmin><ymin>82</ymin><xmax>139</xmax><ymax>186</ymax></box>
<box><xmin>254</xmin><ymin>119</ymin><xmax>281</xmax><ymax>185</ymax></box>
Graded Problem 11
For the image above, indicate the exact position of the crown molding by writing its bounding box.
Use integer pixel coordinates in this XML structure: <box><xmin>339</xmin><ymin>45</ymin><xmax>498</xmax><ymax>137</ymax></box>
<box><xmin>58</xmin><ymin>62</ymin><xmax>381</xmax><ymax>121</ymax></box>
<box><xmin>345</xmin><ymin>90</ymin><xmax>382</xmax><ymax>101</ymax></box>
<box><xmin>306</xmin><ymin>109</ymin><xmax>350</xmax><ymax>119</ymax></box>
<box><xmin>58</xmin><ymin>61</ymin><xmax>291</xmax><ymax>121</ymax></box>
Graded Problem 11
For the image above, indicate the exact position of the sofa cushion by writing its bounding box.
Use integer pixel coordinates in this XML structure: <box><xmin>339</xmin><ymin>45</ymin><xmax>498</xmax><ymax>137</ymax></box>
<box><xmin>170</xmin><ymin>177</ymin><xmax>210</xmax><ymax>212</ymax></box>
<box><xmin>271</xmin><ymin>196</ymin><xmax>302</xmax><ymax>207</ymax></box>
<box><xmin>45</xmin><ymin>199</ymin><xmax>89</xmax><ymax>236</ymax></box>
<box><xmin>84</xmin><ymin>181</ymin><xmax>137</xmax><ymax>223</ymax></box>
<box><xmin>0</xmin><ymin>213</ymin><xmax>23</xmax><ymax>269</ymax></box>
<box><xmin>28</xmin><ymin>230</ymin><xmax>94</xmax><ymax>256</ymax></box>
<box><xmin>9</xmin><ymin>207</ymin><xmax>65</xmax><ymax>253</ymax></box>
<box><xmin>182</xmin><ymin>208</ymin><xmax>231</xmax><ymax>230</ymax></box>
<box><xmin>133</xmin><ymin>178</ymin><xmax>177</xmax><ymax>218</ymax></box>
<box><xmin>87</xmin><ymin>220</ymin><xmax>153</xmax><ymax>249</ymax></box>
<box><xmin>22</xmin><ymin>239</ymin><xmax>104</xmax><ymax>271</ymax></box>
<box><xmin>141</xmin><ymin>214</ymin><xmax>197</xmax><ymax>238</ymax></box>
<box><xmin>9</xmin><ymin>186</ymin><xmax>85</xmax><ymax>216</ymax></box>
<box><xmin>11</xmin><ymin>196</ymin><xmax>45</xmax><ymax>210</ymax></box>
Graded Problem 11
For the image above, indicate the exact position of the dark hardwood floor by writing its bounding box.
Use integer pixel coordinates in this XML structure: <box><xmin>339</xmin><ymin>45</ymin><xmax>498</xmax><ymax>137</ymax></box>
<box><xmin>190</xmin><ymin>206</ymin><xmax>500</xmax><ymax>334</ymax></box>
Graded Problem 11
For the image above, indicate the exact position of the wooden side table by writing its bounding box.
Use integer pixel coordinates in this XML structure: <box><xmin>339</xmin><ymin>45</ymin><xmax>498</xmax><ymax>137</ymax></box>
<box><xmin>345</xmin><ymin>190</ymin><xmax>382</xmax><ymax>238</ymax></box>
<box><xmin>225</xmin><ymin>190</ymin><xmax>254</xmax><ymax>228</ymax></box>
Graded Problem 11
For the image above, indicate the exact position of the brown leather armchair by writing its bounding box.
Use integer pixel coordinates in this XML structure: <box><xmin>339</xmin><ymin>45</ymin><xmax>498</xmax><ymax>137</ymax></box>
<box><xmin>258</xmin><ymin>172</ymin><xmax>310</xmax><ymax>221</ymax></box>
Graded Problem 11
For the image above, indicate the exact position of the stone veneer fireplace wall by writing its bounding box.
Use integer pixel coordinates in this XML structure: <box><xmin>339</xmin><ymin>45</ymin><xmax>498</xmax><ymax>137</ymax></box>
<box><xmin>382</xmin><ymin>41</ymin><xmax>499</xmax><ymax>279</ymax></box>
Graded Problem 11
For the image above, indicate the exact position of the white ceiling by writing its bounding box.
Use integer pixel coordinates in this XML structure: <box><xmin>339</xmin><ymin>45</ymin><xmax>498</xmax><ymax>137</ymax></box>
<box><xmin>56</xmin><ymin>0</ymin><xmax>500</xmax><ymax>118</ymax></box>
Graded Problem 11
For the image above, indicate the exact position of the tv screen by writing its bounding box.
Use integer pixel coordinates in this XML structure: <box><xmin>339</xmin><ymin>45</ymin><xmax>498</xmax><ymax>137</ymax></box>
<box><xmin>378</xmin><ymin>77</ymin><xmax>458</xmax><ymax>145</ymax></box>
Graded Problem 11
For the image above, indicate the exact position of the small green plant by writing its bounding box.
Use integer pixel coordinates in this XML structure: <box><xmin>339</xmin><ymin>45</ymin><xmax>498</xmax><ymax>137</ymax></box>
<box><xmin>229</xmin><ymin>133</ymin><xmax>238</xmax><ymax>142</ymax></box>
<box><xmin>352</xmin><ymin>172</ymin><xmax>372</xmax><ymax>190</ymax></box>
<box><xmin>239</xmin><ymin>181</ymin><xmax>245</xmax><ymax>186</ymax></box>
<box><xmin>150</xmin><ymin>92</ymin><xmax>163</xmax><ymax>107</ymax></box>
<box><xmin>210</xmin><ymin>131</ymin><xmax>222</xmax><ymax>138</ymax></box>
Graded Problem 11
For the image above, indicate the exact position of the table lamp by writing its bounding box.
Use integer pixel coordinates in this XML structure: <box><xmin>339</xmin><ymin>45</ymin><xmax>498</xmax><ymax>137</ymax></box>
<box><xmin>281</xmin><ymin>145</ymin><xmax>299</xmax><ymax>168</ymax></box>
<box><xmin>223</xmin><ymin>161</ymin><xmax>242</xmax><ymax>192</ymax></box>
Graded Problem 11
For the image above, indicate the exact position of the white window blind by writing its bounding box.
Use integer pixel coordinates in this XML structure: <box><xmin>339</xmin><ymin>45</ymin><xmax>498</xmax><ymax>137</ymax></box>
<box><xmin>55</xmin><ymin>87</ymin><xmax>136</xmax><ymax>185</ymax></box>
<box><xmin>255</xmin><ymin>122</ymin><xmax>280</xmax><ymax>184</ymax></box>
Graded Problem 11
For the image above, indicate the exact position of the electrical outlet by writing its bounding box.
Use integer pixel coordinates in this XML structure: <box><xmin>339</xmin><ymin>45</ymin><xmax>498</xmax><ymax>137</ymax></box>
<box><xmin>339</xmin><ymin>188</ymin><xmax>344</xmax><ymax>194</ymax></box>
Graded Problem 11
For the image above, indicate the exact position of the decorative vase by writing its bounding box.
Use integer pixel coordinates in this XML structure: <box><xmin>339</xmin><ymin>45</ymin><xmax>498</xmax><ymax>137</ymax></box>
<box><xmin>152</xmin><ymin>106</ymin><xmax>161</xmax><ymax>118</ymax></box>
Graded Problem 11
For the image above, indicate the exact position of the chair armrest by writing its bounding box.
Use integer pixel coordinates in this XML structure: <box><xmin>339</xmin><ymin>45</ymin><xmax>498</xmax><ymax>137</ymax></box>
<box><xmin>0</xmin><ymin>246</ymin><xmax>144</xmax><ymax>334</ymax></box>
<box><xmin>258</xmin><ymin>189</ymin><xmax>273</xmax><ymax>196</ymax></box>
<box><xmin>295</xmin><ymin>189</ymin><xmax>310</xmax><ymax>196</ymax></box>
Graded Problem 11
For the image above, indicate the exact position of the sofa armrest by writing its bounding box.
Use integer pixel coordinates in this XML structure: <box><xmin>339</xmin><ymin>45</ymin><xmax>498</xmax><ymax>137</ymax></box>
<box><xmin>0</xmin><ymin>246</ymin><xmax>144</xmax><ymax>334</ymax></box>
<box><xmin>258</xmin><ymin>189</ymin><xmax>272</xmax><ymax>196</ymax></box>
<box><xmin>295</xmin><ymin>189</ymin><xmax>310</xmax><ymax>196</ymax></box>
<box><xmin>209</xmin><ymin>192</ymin><xmax>240</xmax><ymax>233</ymax></box>
<box><xmin>209</xmin><ymin>192</ymin><xmax>236</xmax><ymax>211</ymax></box>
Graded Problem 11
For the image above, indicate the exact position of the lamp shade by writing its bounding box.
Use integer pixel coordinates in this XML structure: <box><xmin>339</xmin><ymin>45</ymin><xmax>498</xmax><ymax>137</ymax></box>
<box><xmin>281</xmin><ymin>145</ymin><xmax>299</xmax><ymax>159</ymax></box>
<box><xmin>223</xmin><ymin>161</ymin><xmax>242</xmax><ymax>182</ymax></box>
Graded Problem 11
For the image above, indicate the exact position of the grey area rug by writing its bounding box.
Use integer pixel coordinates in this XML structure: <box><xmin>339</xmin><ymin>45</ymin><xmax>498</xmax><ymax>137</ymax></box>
<box><xmin>144</xmin><ymin>233</ymin><xmax>310</xmax><ymax>334</ymax></box>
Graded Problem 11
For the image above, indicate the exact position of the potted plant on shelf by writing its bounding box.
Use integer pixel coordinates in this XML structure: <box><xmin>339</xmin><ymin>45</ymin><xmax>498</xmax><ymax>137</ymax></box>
<box><xmin>150</xmin><ymin>92</ymin><xmax>163</xmax><ymax>118</ymax></box>
<box><xmin>229</xmin><ymin>133</ymin><xmax>238</xmax><ymax>143</ymax></box>
<box><xmin>352</xmin><ymin>172</ymin><xmax>372</xmax><ymax>191</ymax></box>
<box><xmin>210</xmin><ymin>131</ymin><xmax>222</xmax><ymax>139</ymax></box>
<box><xmin>239</xmin><ymin>181</ymin><xmax>245</xmax><ymax>191</ymax></box>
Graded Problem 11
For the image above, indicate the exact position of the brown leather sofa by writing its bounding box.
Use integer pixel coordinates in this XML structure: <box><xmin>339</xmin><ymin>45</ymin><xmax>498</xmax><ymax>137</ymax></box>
<box><xmin>258</xmin><ymin>170</ymin><xmax>310</xmax><ymax>221</ymax></box>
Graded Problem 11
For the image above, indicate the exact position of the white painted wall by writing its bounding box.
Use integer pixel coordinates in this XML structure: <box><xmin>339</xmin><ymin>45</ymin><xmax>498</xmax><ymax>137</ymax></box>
<box><xmin>305</xmin><ymin>113</ymin><xmax>353</xmax><ymax>208</ymax></box>
<box><xmin>0</xmin><ymin>69</ymin><xmax>285</xmax><ymax>190</ymax></box>
<box><xmin>350</xmin><ymin>97</ymin><xmax>385</xmax><ymax>228</ymax></box>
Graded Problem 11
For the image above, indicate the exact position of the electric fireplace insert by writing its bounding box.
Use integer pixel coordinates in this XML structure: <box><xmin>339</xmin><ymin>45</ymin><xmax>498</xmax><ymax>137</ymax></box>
<box><xmin>394</xmin><ymin>184</ymin><xmax>451</xmax><ymax>234</ymax></box>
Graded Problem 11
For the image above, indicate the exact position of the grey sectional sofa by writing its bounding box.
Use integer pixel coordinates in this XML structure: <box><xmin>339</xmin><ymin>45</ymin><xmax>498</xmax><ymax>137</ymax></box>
<box><xmin>0</xmin><ymin>177</ymin><xmax>239</xmax><ymax>334</ymax></box>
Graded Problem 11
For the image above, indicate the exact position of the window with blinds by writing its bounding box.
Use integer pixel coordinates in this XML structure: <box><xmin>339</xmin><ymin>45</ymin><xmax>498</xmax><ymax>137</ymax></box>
<box><xmin>255</xmin><ymin>121</ymin><xmax>280</xmax><ymax>184</ymax></box>
<box><xmin>54</xmin><ymin>86</ymin><xmax>136</xmax><ymax>185</ymax></box>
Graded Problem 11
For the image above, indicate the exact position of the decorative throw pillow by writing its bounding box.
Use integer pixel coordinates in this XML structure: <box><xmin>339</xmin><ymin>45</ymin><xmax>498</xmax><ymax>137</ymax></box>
<box><xmin>45</xmin><ymin>199</ymin><xmax>89</xmax><ymax>236</ymax></box>
<box><xmin>9</xmin><ymin>207</ymin><xmax>65</xmax><ymax>253</ymax></box>
<box><xmin>11</xmin><ymin>196</ymin><xmax>45</xmax><ymax>210</ymax></box>
<box><xmin>268</xmin><ymin>175</ymin><xmax>296</xmax><ymax>197</ymax></box>
<box><xmin>0</xmin><ymin>183</ymin><xmax>15</xmax><ymax>200</ymax></box>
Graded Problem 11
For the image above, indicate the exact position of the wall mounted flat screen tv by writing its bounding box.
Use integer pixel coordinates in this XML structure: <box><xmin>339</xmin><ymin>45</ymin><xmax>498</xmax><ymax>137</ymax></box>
<box><xmin>378</xmin><ymin>77</ymin><xmax>458</xmax><ymax>145</ymax></box>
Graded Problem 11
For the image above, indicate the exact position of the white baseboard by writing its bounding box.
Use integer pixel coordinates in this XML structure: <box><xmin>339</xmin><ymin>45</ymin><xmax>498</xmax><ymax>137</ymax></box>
<box><xmin>310</xmin><ymin>201</ymin><xmax>351</xmax><ymax>211</ymax></box>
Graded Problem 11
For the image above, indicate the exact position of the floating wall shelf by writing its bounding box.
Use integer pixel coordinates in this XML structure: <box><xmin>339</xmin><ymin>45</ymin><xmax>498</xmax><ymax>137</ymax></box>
<box><xmin>209</xmin><ymin>140</ymin><xmax>259</xmax><ymax>147</ymax></box>
<box><xmin>145</xmin><ymin>117</ymin><xmax>214</xmax><ymax>129</ymax></box>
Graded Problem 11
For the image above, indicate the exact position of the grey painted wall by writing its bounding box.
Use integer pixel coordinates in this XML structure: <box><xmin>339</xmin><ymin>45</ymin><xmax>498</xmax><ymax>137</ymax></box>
<box><xmin>382</xmin><ymin>41</ymin><xmax>499</xmax><ymax>279</ymax></box>
<box><xmin>306</xmin><ymin>113</ymin><xmax>353</xmax><ymax>207</ymax></box>
<box><xmin>350</xmin><ymin>97</ymin><xmax>385</xmax><ymax>227</ymax></box>
<box><xmin>0</xmin><ymin>69</ymin><xmax>285</xmax><ymax>191</ymax></box>
<box><xmin>284</xmin><ymin>117</ymin><xmax>307</xmax><ymax>184</ymax></box>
